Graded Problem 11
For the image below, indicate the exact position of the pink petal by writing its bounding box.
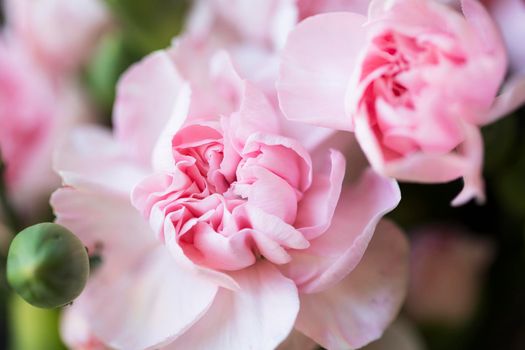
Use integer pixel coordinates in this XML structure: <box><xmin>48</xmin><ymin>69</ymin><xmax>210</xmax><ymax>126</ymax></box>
<box><xmin>358</xmin><ymin>118</ymin><xmax>485</xmax><ymax>205</ymax></box>
<box><xmin>151</xmin><ymin>83</ymin><xmax>192</xmax><ymax>172</ymax></box>
<box><xmin>486</xmin><ymin>75</ymin><xmax>525</xmax><ymax>123</ymax></box>
<box><xmin>295</xmin><ymin>149</ymin><xmax>346</xmax><ymax>240</ymax></box>
<box><xmin>53</xmin><ymin>126</ymin><xmax>148</xmax><ymax>195</ymax></box>
<box><xmin>277</xmin><ymin>12</ymin><xmax>367</xmax><ymax>131</ymax></box>
<box><xmin>450</xmin><ymin>124</ymin><xmax>485</xmax><ymax>206</ymax></box>
<box><xmin>295</xmin><ymin>220</ymin><xmax>409</xmax><ymax>349</ymax></box>
<box><xmin>51</xmin><ymin>186</ymin><xmax>156</xmax><ymax>265</ymax></box>
<box><xmin>166</xmin><ymin>261</ymin><xmax>299</xmax><ymax>350</ymax></box>
<box><xmin>61</xmin><ymin>305</ymin><xmax>108</xmax><ymax>350</ymax></box>
<box><xmin>280</xmin><ymin>168</ymin><xmax>400</xmax><ymax>293</ymax></box>
<box><xmin>461</xmin><ymin>0</ymin><xmax>506</xmax><ymax>56</ymax></box>
<box><xmin>113</xmin><ymin>51</ymin><xmax>188</xmax><ymax>166</ymax></box>
<box><xmin>230</xmin><ymin>82</ymin><xmax>281</xmax><ymax>144</ymax></box>
<box><xmin>484</xmin><ymin>0</ymin><xmax>525</xmax><ymax>74</ymax></box>
<box><xmin>75</xmin><ymin>246</ymin><xmax>218</xmax><ymax>350</ymax></box>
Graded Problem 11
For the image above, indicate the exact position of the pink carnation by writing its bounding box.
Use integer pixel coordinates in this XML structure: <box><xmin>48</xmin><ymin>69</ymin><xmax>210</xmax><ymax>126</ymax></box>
<box><xmin>277</xmin><ymin>0</ymin><xmax>507</xmax><ymax>205</ymax></box>
<box><xmin>52</xmin><ymin>41</ymin><xmax>408</xmax><ymax>349</ymax></box>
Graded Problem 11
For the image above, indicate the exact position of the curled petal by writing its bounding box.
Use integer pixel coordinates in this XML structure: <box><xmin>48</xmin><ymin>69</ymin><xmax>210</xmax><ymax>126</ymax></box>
<box><xmin>280</xmin><ymin>169</ymin><xmax>400</xmax><ymax>293</ymax></box>
<box><xmin>295</xmin><ymin>220</ymin><xmax>409</xmax><ymax>349</ymax></box>
<box><xmin>295</xmin><ymin>149</ymin><xmax>346</xmax><ymax>240</ymax></box>
<box><xmin>114</xmin><ymin>51</ymin><xmax>188</xmax><ymax>166</ymax></box>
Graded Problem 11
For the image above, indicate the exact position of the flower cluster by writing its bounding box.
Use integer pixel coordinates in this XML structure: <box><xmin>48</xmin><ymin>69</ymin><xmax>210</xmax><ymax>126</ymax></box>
<box><xmin>38</xmin><ymin>0</ymin><xmax>523</xmax><ymax>349</ymax></box>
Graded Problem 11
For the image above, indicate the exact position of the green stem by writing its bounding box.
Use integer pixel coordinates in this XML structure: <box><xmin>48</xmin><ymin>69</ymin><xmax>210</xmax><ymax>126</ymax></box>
<box><xmin>0</xmin><ymin>159</ymin><xmax>21</xmax><ymax>233</ymax></box>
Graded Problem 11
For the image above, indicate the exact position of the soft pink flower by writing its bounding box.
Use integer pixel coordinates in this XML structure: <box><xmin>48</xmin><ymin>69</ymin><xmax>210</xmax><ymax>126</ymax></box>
<box><xmin>277</xmin><ymin>0</ymin><xmax>507</xmax><ymax>205</ymax></box>
<box><xmin>52</xmin><ymin>42</ymin><xmax>408</xmax><ymax>349</ymax></box>
<box><xmin>4</xmin><ymin>0</ymin><xmax>110</xmax><ymax>73</ymax></box>
<box><xmin>363</xmin><ymin>317</ymin><xmax>426</xmax><ymax>350</ymax></box>
<box><xmin>0</xmin><ymin>36</ymin><xmax>91</xmax><ymax>216</ymax></box>
<box><xmin>406</xmin><ymin>224</ymin><xmax>494</xmax><ymax>325</ymax></box>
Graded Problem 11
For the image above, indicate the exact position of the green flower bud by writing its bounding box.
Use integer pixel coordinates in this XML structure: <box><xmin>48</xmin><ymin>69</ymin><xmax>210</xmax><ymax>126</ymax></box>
<box><xmin>7</xmin><ymin>223</ymin><xmax>89</xmax><ymax>308</ymax></box>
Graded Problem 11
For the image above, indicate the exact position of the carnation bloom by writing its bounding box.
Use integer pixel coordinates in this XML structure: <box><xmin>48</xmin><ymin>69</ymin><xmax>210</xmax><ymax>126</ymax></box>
<box><xmin>277</xmin><ymin>0</ymin><xmax>507</xmax><ymax>205</ymax></box>
<box><xmin>52</xmin><ymin>41</ymin><xmax>408</xmax><ymax>349</ymax></box>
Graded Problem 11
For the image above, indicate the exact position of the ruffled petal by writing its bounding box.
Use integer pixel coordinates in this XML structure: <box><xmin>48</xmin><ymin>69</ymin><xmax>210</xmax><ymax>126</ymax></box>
<box><xmin>295</xmin><ymin>149</ymin><xmax>345</xmax><ymax>240</ymax></box>
<box><xmin>113</xmin><ymin>51</ymin><xmax>188</xmax><ymax>166</ymax></box>
<box><xmin>280</xmin><ymin>169</ymin><xmax>400</xmax><ymax>293</ymax></box>
<box><xmin>295</xmin><ymin>220</ymin><xmax>409</xmax><ymax>349</ymax></box>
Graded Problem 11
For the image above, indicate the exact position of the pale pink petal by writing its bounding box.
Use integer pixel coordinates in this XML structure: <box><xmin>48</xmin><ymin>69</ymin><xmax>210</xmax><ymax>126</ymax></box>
<box><xmin>166</xmin><ymin>261</ymin><xmax>299</xmax><ymax>350</ymax></box>
<box><xmin>53</xmin><ymin>126</ymin><xmax>148</xmax><ymax>195</ymax></box>
<box><xmin>164</xmin><ymin>217</ymin><xmax>242</xmax><ymax>291</ymax></box>
<box><xmin>360</xmin><ymin>119</ymin><xmax>485</xmax><ymax>205</ymax></box>
<box><xmin>483</xmin><ymin>0</ymin><xmax>525</xmax><ymax>74</ymax></box>
<box><xmin>295</xmin><ymin>220</ymin><xmax>409</xmax><ymax>349</ymax></box>
<box><xmin>113</xmin><ymin>51</ymin><xmax>188</xmax><ymax>165</ymax></box>
<box><xmin>51</xmin><ymin>186</ymin><xmax>156</xmax><ymax>267</ymax></box>
<box><xmin>61</xmin><ymin>305</ymin><xmax>109</xmax><ymax>350</ymax></box>
<box><xmin>151</xmin><ymin>84</ymin><xmax>192</xmax><ymax>172</ymax></box>
<box><xmin>277</xmin><ymin>12</ymin><xmax>367</xmax><ymax>130</ymax></box>
<box><xmin>167</xmin><ymin>40</ymin><xmax>243</xmax><ymax>121</ymax></box>
<box><xmin>451</xmin><ymin>124</ymin><xmax>485</xmax><ymax>206</ymax></box>
<box><xmin>75</xmin><ymin>246</ymin><xmax>218</xmax><ymax>350</ymax></box>
<box><xmin>295</xmin><ymin>149</ymin><xmax>346</xmax><ymax>240</ymax></box>
<box><xmin>280</xmin><ymin>169</ymin><xmax>400</xmax><ymax>293</ymax></box>
<box><xmin>486</xmin><ymin>75</ymin><xmax>525</xmax><ymax>123</ymax></box>
<box><xmin>230</xmin><ymin>82</ymin><xmax>281</xmax><ymax>143</ymax></box>
<box><xmin>461</xmin><ymin>0</ymin><xmax>506</xmax><ymax>56</ymax></box>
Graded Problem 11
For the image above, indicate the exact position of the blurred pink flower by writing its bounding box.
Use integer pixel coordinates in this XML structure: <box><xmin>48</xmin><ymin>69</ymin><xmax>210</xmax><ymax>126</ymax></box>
<box><xmin>363</xmin><ymin>317</ymin><xmax>426</xmax><ymax>350</ymax></box>
<box><xmin>277</xmin><ymin>0</ymin><xmax>507</xmax><ymax>205</ymax></box>
<box><xmin>0</xmin><ymin>0</ymin><xmax>109</xmax><ymax>218</ymax></box>
<box><xmin>4</xmin><ymin>0</ymin><xmax>110</xmax><ymax>73</ymax></box>
<box><xmin>0</xmin><ymin>36</ymin><xmax>92</xmax><ymax>217</ymax></box>
<box><xmin>52</xmin><ymin>41</ymin><xmax>408</xmax><ymax>349</ymax></box>
<box><xmin>406</xmin><ymin>224</ymin><xmax>494</xmax><ymax>325</ymax></box>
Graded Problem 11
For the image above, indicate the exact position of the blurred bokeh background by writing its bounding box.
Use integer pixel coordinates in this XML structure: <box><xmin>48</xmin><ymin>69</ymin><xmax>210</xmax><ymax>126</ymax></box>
<box><xmin>0</xmin><ymin>0</ymin><xmax>524</xmax><ymax>349</ymax></box>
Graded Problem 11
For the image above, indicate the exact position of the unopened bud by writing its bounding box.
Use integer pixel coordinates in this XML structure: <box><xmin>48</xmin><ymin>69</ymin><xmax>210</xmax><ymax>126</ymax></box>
<box><xmin>7</xmin><ymin>223</ymin><xmax>89</xmax><ymax>308</ymax></box>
